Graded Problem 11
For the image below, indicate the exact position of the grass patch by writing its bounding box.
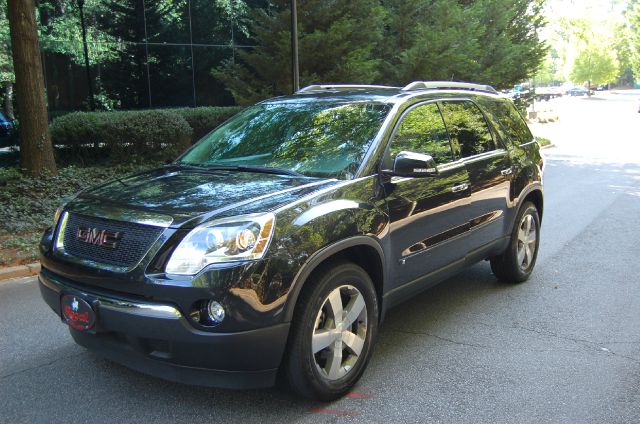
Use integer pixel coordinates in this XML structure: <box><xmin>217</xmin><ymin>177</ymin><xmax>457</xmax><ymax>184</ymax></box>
<box><xmin>535</xmin><ymin>136</ymin><xmax>552</xmax><ymax>147</ymax></box>
<box><xmin>0</xmin><ymin>162</ymin><xmax>160</xmax><ymax>267</ymax></box>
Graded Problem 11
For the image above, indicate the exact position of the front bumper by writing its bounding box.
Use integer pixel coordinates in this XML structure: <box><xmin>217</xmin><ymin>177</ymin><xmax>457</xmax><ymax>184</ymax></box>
<box><xmin>39</xmin><ymin>271</ymin><xmax>290</xmax><ymax>389</ymax></box>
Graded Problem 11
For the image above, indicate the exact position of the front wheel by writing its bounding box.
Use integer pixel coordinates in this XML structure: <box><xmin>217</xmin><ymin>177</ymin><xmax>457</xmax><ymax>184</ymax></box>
<box><xmin>283</xmin><ymin>261</ymin><xmax>378</xmax><ymax>401</ymax></box>
<box><xmin>490</xmin><ymin>201</ymin><xmax>540</xmax><ymax>283</ymax></box>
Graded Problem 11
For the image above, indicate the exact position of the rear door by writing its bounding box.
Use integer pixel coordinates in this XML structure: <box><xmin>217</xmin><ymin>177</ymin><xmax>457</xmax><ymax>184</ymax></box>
<box><xmin>383</xmin><ymin>101</ymin><xmax>471</xmax><ymax>289</ymax></box>
<box><xmin>438</xmin><ymin>99</ymin><xmax>512</xmax><ymax>253</ymax></box>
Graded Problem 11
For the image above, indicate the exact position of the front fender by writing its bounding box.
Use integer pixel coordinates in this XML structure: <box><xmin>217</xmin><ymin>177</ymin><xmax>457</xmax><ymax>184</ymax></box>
<box><xmin>268</xmin><ymin>176</ymin><xmax>389</xmax><ymax>322</ymax></box>
<box><xmin>282</xmin><ymin>235</ymin><xmax>386</xmax><ymax>322</ymax></box>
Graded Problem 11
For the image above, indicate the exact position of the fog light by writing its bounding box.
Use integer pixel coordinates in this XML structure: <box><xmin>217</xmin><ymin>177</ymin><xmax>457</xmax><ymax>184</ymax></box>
<box><xmin>207</xmin><ymin>300</ymin><xmax>225</xmax><ymax>323</ymax></box>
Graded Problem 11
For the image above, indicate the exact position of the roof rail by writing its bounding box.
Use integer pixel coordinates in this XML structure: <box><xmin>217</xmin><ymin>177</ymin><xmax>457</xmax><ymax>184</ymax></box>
<box><xmin>296</xmin><ymin>84</ymin><xmax>396</xmax><ymax>93</ymax></box>
<box><xmin>401</xmin><ymin>81</ymin><xmax>498</xmax><ymax>94</ymax></box>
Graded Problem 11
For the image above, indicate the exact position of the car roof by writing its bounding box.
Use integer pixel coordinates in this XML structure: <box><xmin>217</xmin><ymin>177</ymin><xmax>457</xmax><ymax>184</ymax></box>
<box><xmin>262</xmin><ymin>81</ymin><xmax>503</xmax><ymax>106</ymax></box>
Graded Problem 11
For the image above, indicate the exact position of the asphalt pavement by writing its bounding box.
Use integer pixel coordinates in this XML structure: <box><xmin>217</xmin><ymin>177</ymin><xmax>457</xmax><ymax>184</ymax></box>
<box><xmin>1</xmin><ymin>92</ymin><xmax>640</xmax><ymax>423</ymax></box>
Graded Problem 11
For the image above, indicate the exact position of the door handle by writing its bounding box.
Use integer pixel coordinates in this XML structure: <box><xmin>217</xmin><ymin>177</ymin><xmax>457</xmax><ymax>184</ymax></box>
<box><xmin>501</xmin><ymin>168</ymin><xmax>513</xmax><ymax>176</ymax></box>
<box><xmin>451</xmin><ymin>183</ymin><xmax>469</xmax><ymax>193</ymax></box>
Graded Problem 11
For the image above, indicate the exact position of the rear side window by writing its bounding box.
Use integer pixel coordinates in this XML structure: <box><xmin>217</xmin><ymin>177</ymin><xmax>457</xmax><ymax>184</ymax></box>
<box><xmin>438</xmin><ymin>100</ymin><xmax>496</xmax><ymax>158</ymax></box>
<box><xmin>482</xmin><ymin>100</ymin><xmax>533</xmax><ymax>146</ymax></box>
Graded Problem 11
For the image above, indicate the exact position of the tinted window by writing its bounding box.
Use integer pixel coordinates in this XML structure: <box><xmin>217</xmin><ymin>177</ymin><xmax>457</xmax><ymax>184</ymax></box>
<box><xmin>439</xmin><ymin>100</ymin><xmax>496</xmax><ymax>158</ymax></box>
<box><xmin>481</xmin><ymin>100</ymin><xmax>533</xmax><ymax>146</ymax></box>
<box><xmin>179</xmin><ymin>102</ymin><xmax>391</xmax><ymax>179</ymax></box>
<box><xmin>389</xmin><ymin>103</ymin><xmax>453</xmax><ymax>164</ymax></box>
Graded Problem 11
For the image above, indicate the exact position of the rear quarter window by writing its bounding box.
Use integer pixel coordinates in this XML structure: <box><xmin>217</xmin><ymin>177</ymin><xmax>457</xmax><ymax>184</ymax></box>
<box><xmin>481</xmin><ymin>99</ymin><xmax>533</xmax><ymax>147</ymax></box>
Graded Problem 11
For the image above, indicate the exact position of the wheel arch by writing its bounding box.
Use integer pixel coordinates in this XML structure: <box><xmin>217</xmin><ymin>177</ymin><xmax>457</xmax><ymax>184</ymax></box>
<box><xmin>283</xmin><ymin>236</ymin><xmax>386</xmax><ymax>323</ymax></box>
<box><xmin>522</xmin><ymin>186</ymin><xmax>544</xmax><ymax>223</ymax></box>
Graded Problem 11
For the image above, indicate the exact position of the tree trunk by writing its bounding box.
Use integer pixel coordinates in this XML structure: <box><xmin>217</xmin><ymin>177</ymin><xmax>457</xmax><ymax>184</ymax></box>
<box><xmin>2</xmin><ymin>82</ymin><xmax>14</xmax><ymax>120</ymax></box>
<box><xmin>7</xmin><ymin>0</ymin><xmax>57</xmax><ymax>176</ymax></box>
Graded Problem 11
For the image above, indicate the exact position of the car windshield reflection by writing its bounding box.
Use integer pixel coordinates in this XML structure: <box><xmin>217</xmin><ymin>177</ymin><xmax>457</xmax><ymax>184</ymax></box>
<box><xmin>178</xmin><ymin>102</ymin><xmax>391</xmax><ymax>179</ymax></box>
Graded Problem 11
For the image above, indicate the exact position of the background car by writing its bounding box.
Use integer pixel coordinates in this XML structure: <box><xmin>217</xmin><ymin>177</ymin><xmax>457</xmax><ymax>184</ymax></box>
<box><xmin>566</xmin><ymin>87</ymin><xmax>589</xmax><ymax>96</ymax></box>
<box><xmin>0</xmin><ymin>112</ymin><xmax>18</xmax><ymax>148</ymax></box>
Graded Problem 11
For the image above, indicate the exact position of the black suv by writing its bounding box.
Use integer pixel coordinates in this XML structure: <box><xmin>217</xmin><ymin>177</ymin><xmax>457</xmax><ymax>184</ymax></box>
<box><xmin>39</xmin><ymin>81</ymin><xmax>543</xmax><ymax>401</ymax></box>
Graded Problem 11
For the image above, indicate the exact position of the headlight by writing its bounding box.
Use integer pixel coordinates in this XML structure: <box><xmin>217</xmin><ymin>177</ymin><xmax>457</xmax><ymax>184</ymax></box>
<box><xmin>165</xmin><ymin>213</ymin><xmax>275</xmax><ymax>275</ymax></box>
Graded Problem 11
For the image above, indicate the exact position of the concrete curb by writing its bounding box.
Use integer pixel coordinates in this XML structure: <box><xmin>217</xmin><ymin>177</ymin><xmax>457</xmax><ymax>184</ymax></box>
<box><xmin>0</xmin><ymin>262</ymin><xmax>40</xmax><ymax>282</ymax></box>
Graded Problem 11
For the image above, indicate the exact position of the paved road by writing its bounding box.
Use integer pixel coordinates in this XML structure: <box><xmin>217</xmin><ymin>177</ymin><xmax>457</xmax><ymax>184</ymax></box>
<box><xmin>1</xmin><ymin>93</ymin><xmax>640</xmax><ymax>423</ymax></box>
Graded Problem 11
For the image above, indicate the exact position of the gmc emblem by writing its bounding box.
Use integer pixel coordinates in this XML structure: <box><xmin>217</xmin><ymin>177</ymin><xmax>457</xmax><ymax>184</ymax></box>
<box><xmin>76</xmin><ymin>227</ymin><xmax>122</xmax><ymax>249</ymax></box>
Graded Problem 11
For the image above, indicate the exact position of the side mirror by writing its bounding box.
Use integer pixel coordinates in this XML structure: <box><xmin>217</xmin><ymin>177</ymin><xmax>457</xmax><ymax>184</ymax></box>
<box><xmin>389</xmin><ymin>151</ymin><xmax>438</xmax><ymax>177</ymax></box>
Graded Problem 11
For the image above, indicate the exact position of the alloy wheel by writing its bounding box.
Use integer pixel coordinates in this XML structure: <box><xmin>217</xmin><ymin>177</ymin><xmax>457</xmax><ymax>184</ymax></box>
<box><xmin>311</xmin><ymin>284</ymin><xmax>368</xmax><ymax>381</ymax></box>
<box><xmin>517</xmin><ymin>213</ymin><xmax>537</xmax><ymax>270</ymax></box>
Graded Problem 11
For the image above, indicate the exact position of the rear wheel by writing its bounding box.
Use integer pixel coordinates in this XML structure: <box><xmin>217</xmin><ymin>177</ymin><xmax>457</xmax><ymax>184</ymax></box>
<box><xmin>490</xmin><ymin>202</ymin><xmax>540</xmax><ymax>283</ymax></box>
<box><xmin>283</xmin><ymin>261</ymin><xmax>378</xmax><ymax>401</ymax></box>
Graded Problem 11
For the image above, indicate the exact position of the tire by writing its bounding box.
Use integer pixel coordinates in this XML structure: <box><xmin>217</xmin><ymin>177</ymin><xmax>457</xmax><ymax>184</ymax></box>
<box><xmin>490</xmin><ymin>201</ymin><xmax>540</xmax><ymax>283</ymax></box>
<box><xmin>283</xmin><ymin>261</ymin><xmax>379</xmax><ymax>401</ymax></box>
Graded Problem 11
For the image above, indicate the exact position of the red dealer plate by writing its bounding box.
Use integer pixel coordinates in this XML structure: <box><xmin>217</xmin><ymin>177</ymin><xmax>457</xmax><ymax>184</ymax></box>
<box><xmin>61</xmin><ymin>294</ymin><xmax>96</xmax><ymax>331</ymax></box>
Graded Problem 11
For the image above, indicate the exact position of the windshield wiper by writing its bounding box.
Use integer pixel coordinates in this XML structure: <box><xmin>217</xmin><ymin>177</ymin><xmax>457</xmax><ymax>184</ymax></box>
<box><xmin>175</xmin><ymin>163</ymin><xmax>305</xmax><ymax>177</ymax></box>
<box><xmin>233</xmin><ymin>165</ymin><xmax>305</xmax><ymax>177</ymax></box>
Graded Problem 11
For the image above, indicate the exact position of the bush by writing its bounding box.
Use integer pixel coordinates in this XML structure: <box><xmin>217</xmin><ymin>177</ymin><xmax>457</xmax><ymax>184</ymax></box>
<box><xmin>50</xmin><ymin>110</ymin><xmax>192</xmax><ymax>165</ymax></box>
<box><xmin>50</xmin><ymin>106</ymin><xmax>241</xmax><ymax>165</ymax></box>
<box><xmin>167</xmin><ymin>106</ymin><xmax>242</xmax><ymax>142</ymax></box>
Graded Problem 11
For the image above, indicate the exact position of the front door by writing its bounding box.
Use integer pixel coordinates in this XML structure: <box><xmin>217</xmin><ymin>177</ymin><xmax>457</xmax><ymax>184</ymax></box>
<box><xmin>383</xmin><ymin>102</ymin><xmax>471</xmax><ymax>289</ymax></box>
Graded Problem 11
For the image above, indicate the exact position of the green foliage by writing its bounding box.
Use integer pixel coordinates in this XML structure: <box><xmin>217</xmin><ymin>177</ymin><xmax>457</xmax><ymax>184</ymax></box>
<box><xmin>48</xmin><ymin>106</ymin><xmax>240</xmax><ymax>165</ymax></box>
<box><xmin>382</xmin><ymin>0</ymin><xmax>546</xmax><ymax>88</ymax></box>
<box><xmin>631</xmin><ymin>1</ymin><xmax>640</xmax><ymax>82</ymax></box>
<box><xmin>0</xmin><ymin>0</ymin><xmax>13</xmax><ymax>84</ymax></box>
<box><xmin>38</xmin><ymin>0</ymin><xmax>122</xmax><ymax>65</ymax></box>
<box><xmin>612</xmin><ymin>22</ymin><xmax>634</xmax><ymax>86</ymax></box>
<box><xmin>0</xmin><ymin>162</ymin><xmax>158</xmax><ymax>233</ymax></box>
<box><xmin>0</xmin><ymin>162</ymin><xmax>158</xmax><ymax>265</ymax></box>
<box><xmin>0</xmin><ymin>233</ymin><xmax>41</xmax><ymax>264</ymax></box>
<box><xmin>90</xmin><ymin>0</ymin><xmax>251</xmax><ymax>109</ymax></box>
<box><xmin>570</xmin><ymin>46</ymin><xmax>619</xmax><ymax>85</ymax></box>
<box><xmin>4</xmin><ymin>0</ymin><xmax>551</xmax><ymax>112</ymax></box>
<box><xmin>50</xmin><ymin>109</ymin><xmax>192</xmax><ymax>164</ymax></box>
<box><xmin>536</xmin><ymin>53</ymin><xmax>563</xmax><ymax>86</ymax></box>
<box><xmin>213</xmin><ymin>0</ymin><xmax>387</xmax><ymax>104</ymax></box>
<box><xmin>214</xmin><ymin>0</ymin><xmax>546</xmax><ymax>103</ymax></box>
<box><xmin>535</xmin><ymin>136</ymin><xmax>551</xmax><ymax>147</ymax></box>
<box><xmin>166</xmin><ymin>106</ymin><xmax>242</xmax><ymax>141</ymax></box>
<box><xmin>380</xmin><ymin>0</ymin><xmax>482</xmax><ymax>84</ymax></box>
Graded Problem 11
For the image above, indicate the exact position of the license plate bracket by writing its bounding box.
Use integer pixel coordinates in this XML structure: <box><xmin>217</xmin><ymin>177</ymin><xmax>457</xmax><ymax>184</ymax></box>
<box><xmin>60</xmin><ymin>294</ymin><xmax>96</xmax><ymax>331</ymax></box>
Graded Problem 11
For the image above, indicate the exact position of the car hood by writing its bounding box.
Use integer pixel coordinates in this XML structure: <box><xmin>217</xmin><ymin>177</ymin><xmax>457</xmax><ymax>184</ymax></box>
<box><xmin>67</xmin><ymin>165</ymin><xmax>336</xmax><ymax>228</ymax></box>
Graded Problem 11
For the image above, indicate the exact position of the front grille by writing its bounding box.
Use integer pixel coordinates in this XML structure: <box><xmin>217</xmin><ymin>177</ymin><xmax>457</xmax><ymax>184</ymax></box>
<box><xmin>62</xmin><ymin>213</ymin><xmax>164</xmax><ymax>267</ymax></box>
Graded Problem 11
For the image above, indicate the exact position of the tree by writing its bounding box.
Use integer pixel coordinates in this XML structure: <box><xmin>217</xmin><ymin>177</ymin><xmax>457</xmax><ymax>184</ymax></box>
<box><xmin>631</xmin><ymin>1</ymin><xmax>640</xmax><ymax>82</ymax></box>
<box><xmin>7</xmin><ymin>0</ymin><xmax>57</xmax><ymax>175</ymax></box>
<box><xmin>469</xmin><ymin>0</ymin><xmax>547</xmax><ymax>88</ymax></box>
<box><xmin>0</xmin><ymin>0</ymin><xmax>14</xmax><ymax>119</ymax></box>
<box><xmin>612</xmin><ymin>22</ymin><xmax>634</xmax><ymax>86</ymax></box>
<box><xmin>570</xmin><ymin>45</ymin><xmax>619</xmax><ymax>86</ymax></box>
<box><xmin>379</xmin><ymin>0</ymin><xmax>483</xmax><ymax>84</ymax></box>
<box><xmin>380</xmin><ymin>0</ymin><xmax>546</xmax><ymax>89</ymax></box>
<box><xmin>536</xmin><ymin>49</ymin><xmax>563</xmax><ymax>86</ymax></box>
<box><xmin>212</xmin><ymin>0</ymin><xmax>387</xmax><ymax>105</ymax></box>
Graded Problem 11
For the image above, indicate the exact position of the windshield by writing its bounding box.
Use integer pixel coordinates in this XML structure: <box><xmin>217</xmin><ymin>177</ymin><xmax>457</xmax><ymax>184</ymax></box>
<box><xmin>178</xmin><ymin>102</ymin><xmax>391</xmax><ymax>179</ymax></box>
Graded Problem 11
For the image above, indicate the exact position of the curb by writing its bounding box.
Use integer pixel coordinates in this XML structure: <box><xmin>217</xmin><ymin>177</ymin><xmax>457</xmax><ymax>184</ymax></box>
<box><xmin>0</xmin><ymin>262</ymin><xmax>40</xmax><ymax>282</ymax></box>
